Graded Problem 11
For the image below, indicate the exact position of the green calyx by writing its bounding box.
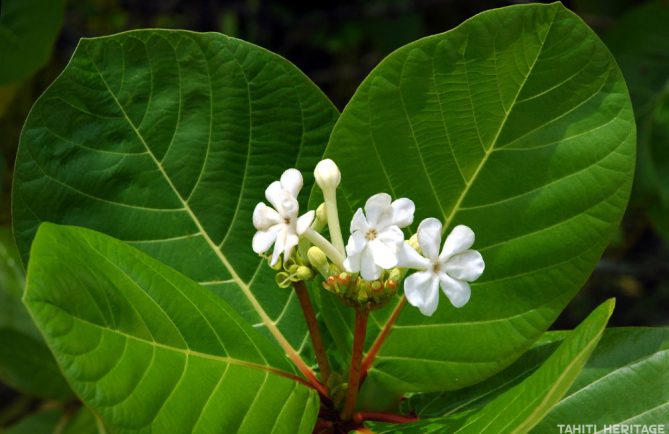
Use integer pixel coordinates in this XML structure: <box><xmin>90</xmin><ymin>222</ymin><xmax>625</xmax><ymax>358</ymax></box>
<box><xmin>322</xmin><ymin>268</ymin><xmax>400</xmax><ymax>310</ymax></box>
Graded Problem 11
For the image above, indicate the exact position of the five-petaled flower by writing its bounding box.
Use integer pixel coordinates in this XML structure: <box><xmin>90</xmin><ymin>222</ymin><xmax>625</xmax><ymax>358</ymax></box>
<box><xmin>398</xmin><ymin>218</ymin><xmax>484</xmax><ymax>316</ymax></box>
<box><xmin>343</xmin><ymin>193</ymin><xmax>415</xmax><ymax>281</ymax></box>
<box><xmin>252</xmin><ymin>169</ymin><xmax>314</xmax><ymax>266</ymax></box>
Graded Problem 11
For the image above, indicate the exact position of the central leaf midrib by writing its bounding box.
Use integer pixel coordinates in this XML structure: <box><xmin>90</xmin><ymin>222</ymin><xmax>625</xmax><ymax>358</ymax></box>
<box><xmin>369</xmin><ymin>7</ymin><xmax>560</xmax><ymax>361</ymax></box>
<box><xmin>82</xmin><ymin>42</ymin><xmax>308</xmax><ymax>373</ymax></box>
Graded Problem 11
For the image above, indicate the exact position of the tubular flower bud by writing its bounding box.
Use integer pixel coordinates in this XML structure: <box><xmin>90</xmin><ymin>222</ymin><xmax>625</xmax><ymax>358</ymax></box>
<box><xmin>307</xmin><ymin>246</ymin><xmax>329</xmax><ymax>276</ymax></box>
<box><xmin>314</xmin><ymin>159</ymin><xmax>341</xmax><ymax>190</ymax></box>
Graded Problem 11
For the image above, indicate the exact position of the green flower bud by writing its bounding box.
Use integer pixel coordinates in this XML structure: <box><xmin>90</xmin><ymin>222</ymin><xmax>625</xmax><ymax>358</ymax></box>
<box><xmin>296</xmin><ymin>266</ymin><xmax>313</xmax><ymax>280</ymax></box>
<box><xmin>312</xmin><ymin>203</ymin><xmax>327</xmax><ymax>232</ymax></box>
<box><xmin>407</xmin><ymin>233</ymin><xmax>420</xmax><ymax>251</ymax></box>
<box><xmin>307</xmin><ymin>246</ymin><xmax>329</xmax><ymax>275</ymax></box>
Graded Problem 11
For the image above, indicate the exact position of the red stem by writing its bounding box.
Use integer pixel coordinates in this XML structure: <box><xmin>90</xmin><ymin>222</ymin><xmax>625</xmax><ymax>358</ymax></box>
<box><xmin>293</xmin><ymin>281</ymin><xmax>331</xmax><ymax>384</ymax></box>
<box><xmin>353</xmin><ymin>411</ymin><xmax>419</xmax><ymax>424</ymax></box>
<box><xmin>341</xmin><ymin>307</ymin><xmax>369</xmax><ymax>420</ymax></box>
<box><xmin>361</xmin><ymin>297</ymin><xmax>405</xmax><ymax>379</ymax></box>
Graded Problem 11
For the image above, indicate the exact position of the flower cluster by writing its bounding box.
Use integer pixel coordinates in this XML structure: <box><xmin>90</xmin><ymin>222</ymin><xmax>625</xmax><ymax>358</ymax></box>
<box><xmin>252</xmin><ymin>160</ymin><xmax>485</xmax><ymax>316</ymax></box>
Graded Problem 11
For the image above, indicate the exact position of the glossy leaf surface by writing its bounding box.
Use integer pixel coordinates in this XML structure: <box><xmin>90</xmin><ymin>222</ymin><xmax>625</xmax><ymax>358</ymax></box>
<box><xmin>372</xmin><ymin>299</ymin><xmax>614</xmax><ymax>433</ymax></box>
<box><xmin>24</xmin><ymin>223</ymin><xmax>319</xmax><ymax>434</ymax></box>
<box><xmin>12</xmin><ymin>30</ymin><xmax>339</xmax><ymax>368</ymax></box>
<box><xmin>0</xmin><ymin>227</ymin><xmax>71</xmax><ymax>400</ymax></box>
<box><xmin>321</xmin><ymin>1</ymin><xmax>635</xmax><ymax>393</ymax></box>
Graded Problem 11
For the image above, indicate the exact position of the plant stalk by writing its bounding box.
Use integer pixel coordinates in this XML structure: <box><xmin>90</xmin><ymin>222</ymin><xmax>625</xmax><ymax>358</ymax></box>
<box><xmin>353</xmin><ymin>411</ymin><xmax>418</xmax><ymax>424</ymax></box>
<box><xmin>322</xmin><ymin>189</ymin><xmax>346</xmax><ymax>256</ymax></box>
<box><xmin>304</xmin><ymin>227</ymin><xmax>345</xmax><ymax>269</ymax></box>
<box><xmin>361</xmin><ymin>296</ymin><xmax>406</xmax><ymax>379</ymax></box>
<box><xmin>293</xmin><ymin>281</ymin><xmax>331</xmax><ymax>384</ymax></box>
<box><xmin>341</xmin><ymin>306</ymin><xmax>369</xmax><ymax>420</ymax></box>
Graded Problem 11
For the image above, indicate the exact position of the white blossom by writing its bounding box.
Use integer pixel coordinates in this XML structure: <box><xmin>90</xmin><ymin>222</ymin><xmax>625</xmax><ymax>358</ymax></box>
<box><xmin>252</xmin><ymin>169</ymin><xmax>314</xmax><ymax>266</ymax></box>
<box><xmin>343</xmin><ymin>193</ymin><xmax>415</xmax><ymax>281</ymax></box>
<box><xmin>398</xmin><ymin>218</ymin><xmax>484</xmax><ymax>316</ymax></box>
<box><xmin>314</xmin><ymin>159</ymin><xmax>341</xmax><ymax>190</ymax></box>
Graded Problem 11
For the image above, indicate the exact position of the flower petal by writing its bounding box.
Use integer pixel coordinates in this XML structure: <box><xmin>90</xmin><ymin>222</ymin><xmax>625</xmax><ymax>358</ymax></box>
<box><xmin>295</xmin><ymin>210</ymin><xmax>315</xmax><ymax>235</ymax></box>
<box><xmin>444</xmin><ymin>250</ymin><xmax>485</xmax><ymax>282</ymax></box>
<box><xmin>350</xmin><ymin>208</ymin><xmax>368</xmax><ymax>234</ymax></box>
<box><xmin>364</xmin><ymin>193</ymin><xmax>392</xmax><ymax>227</ymax></box>
<box><xmin>397</xmin><ymin>243</ymin><xmax>430</xmax><ymax>270</ymax></box>
<box><xmin>369</xmin><ymin>239</ymin><xmax>398</xmax><ymax>269</ymax></box>
<box><xmin>391</xmin><ymin>198</ymin><xmax>415</xmax><ymax>228</ymax></box>
<box><xmin>265</xmin><ymin>181</ymin><xmax>284</xmax><ymax>211</ymax></box>
<box><xmin>252</xmin><ymin>202</ymin><xmax>282</xmax><ymax>230</ymax></box>
<box><xmin>440</xmin><ymin>225</ymin><xmax>475</xmax><ymax>260</ymax></box>
<box><xmin>404</xmin><ymin>271</ymin><xmax>440</xmax><ymax>316</ymax></box>
<box><xmin>252</xmin><ymin>225</ymin><xmax>281</xmax><ymax>254</ymax></box>
<box><xmin>360</xmin><ymin>245</ymin><xmax>382</xmax><ymax>281</ymax></box>
<box><xmin>344</xmin><ymin>231</ymin><xmax>366</xmax><ymax>273</ymax></box>
<box><xmin>377</xmin><ymin>225</ymin><xmax>404</xmax><ymax>250</ymax></box>
<box><xmin>280</xmin><ymin>168</ymin><xmax>303</xmax><ymax>197</ymax></box>
<box><xmin>283</xmin><ymin>232</ymin><xmax>300</xmax><ymax>264</ymax></box>
<box><xmin>271</xmin><ymin>227</ymin><xmax>290</xmax><ymax>266</ymax></box>
<box><xmin>438</xmin><ymin>273</ymin><xmax>471</xmax><ymax>308</ymax></box>
<box><xmin>417</xmin><ymin>218</ymin><xmax>442</xmax><ymax>260</ymax></box>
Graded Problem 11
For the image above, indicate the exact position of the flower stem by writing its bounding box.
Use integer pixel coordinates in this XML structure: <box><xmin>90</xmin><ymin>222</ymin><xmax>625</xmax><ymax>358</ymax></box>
<box><xmin>293</xmin><ymin>281</ymin><xmax>331</xmax><ymax>383</ymax></box>
<box><xmin>353</xmin><ymin>411</ymin><xmax>418</xmax><ymax>424</ymax></box>
<box><xmin>341</xmin><ymin>306</ymin><xmax>369</xmax><ymax>420</ymax></box>
<box><xmin>304</xmin><ymin>227</ymin><xmax>345</xmax><ymax>269</ymax></box>
<box><xmin>361</xmin><ymin>296</ymin><xmax>406</xmax><ymax>379</ymax></box>
<box><xmin>322</xmin><ymin>189</ymin><xmax>346</xmax><ymax>255</ymax></box>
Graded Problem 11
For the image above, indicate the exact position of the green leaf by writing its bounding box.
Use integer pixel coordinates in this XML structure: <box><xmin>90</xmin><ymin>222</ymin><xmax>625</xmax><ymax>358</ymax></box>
<box><xmin>322</xmin><ymin>1</ymin><xmax>635</xmax><ymax>394</ymax></box>
<box><xmin>12</xmin><ymin>30</ymin><xmax>339</xmax><ymax>368</ymax></box>
<box><xmin>406</xmin><ymin>327</ymin><xmax>669</xmax><ymax>430</ymax></box>
<box><xmin>371</xmin><ymin>299</ymin><xmax>614</xmax><ymax>433</ymax></box>
<box><xmin>0</xmin><ymin>0</ymin><xmax>66</xmax><ymax>85</ymax></box>
<box><xmin>406</xmin><ymin>332</ymin><xmax>567</xmax><ymax>418</ymax></box>
<box><xmin>533</xmin><ymin>327</ymin><xmax>669</xmax><ymax>431</ymax></box>
<box><xmin>4</xmin><ymin>406</ymin><xmax>106</xmax><ymax>434</ymax></box>
<box><xmin>4</xmin><ymin>409</ymin><xmax>62</xmax><ymax>434</ymax></box>
<box><xmin>0</xmin><ymin>227</ymin><xmax>71</xmax><ymax>400</ymax></box>
<box><xmin>24</xmin><ymin>223</ymin><xmax>320</xmax><ymax>434</ymax></box>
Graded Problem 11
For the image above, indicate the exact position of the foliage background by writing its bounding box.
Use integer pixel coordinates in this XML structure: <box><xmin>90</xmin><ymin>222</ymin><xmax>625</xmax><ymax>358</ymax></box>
<box><xmin>0</xmin><ymin>0</ymin><xmax>667</xmax><ymax>429</ymax></box>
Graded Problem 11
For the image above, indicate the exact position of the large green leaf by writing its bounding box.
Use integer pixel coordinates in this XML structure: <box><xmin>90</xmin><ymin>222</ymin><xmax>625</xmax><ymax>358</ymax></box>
<box><xmin>12</xmin><ymin>30</ymin><xmax>339</xmax><ymax>370</ymax></box>
<box><xmin>0</xmin><ymin>227</ymin><xmax>71</xmax><ymax>400</ymax></box>
<box><xmin>407</xmin><ymin>326</ymin><xmax>669</xmax><ymax>430</ymax></box>
<box><xmin>533</xmin><ymin>327</ymin><xmax>669</xmax><ymax>432</ymax></box>
<box><xmin>0</xmin><ymin>0</ymin><xmax>66</xmax><ymax>85</ymax></box>
<box><xmin>322</xmin><ymin>2</ymin><xmax>635</xmax><ymax>394</ymax></box>
<box><xmin>371</xmin><ymin>299</ymin><xmax>614</xmax><ymax>433</ymax></box>
<box><xmin>24</xmin><ymin>223</ymin><xmax>320</xmax><ymax>434</ymax></box>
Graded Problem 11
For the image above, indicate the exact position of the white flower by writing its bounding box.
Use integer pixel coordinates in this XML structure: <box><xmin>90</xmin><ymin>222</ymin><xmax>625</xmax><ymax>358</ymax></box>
<box><xmin>398</xmin><ymin>218</ymin><xmax>484</xmax><ymax>316</ymax></box>
<box><xmin>343</xmin><ymin>193</ymin><xmax>415</xmax><ymax>281</ymax></box>
<box><xmin>252</xmin><ymin>169</ymin><xmax>315</xmax><ymax>266</ymax></box>
<box><xmin>314</xmin><ymin>159</ymin><xmax>341</xmax><ymax>190</ymax></box>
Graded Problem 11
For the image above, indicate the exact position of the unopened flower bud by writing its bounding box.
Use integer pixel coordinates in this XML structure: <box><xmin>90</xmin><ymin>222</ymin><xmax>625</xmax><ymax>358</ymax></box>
<box><xmin>296</xmin><ymin>266</ymin><xmax>313</xmax><ymax>280</ymax></box>
<box><xmin>307</xmin><ymin>246</ymin><xmax>329</xmax><ymax>276</ymax></box>
<box><xmin>314</xmin><ymin>159</ymin><xmax>341</xmax><ymax>191</ymax></box>
<box><xmin>407</xmin><ymin>234</ymin><xmax>420</xmax><ymax>251</ymax></box>
<box><xmin>314</xmin><ymin>203</ymin><xmax>327</xmax><ymax>228</ymax></box>
<box><xmin>371</xmin><ymin>281</ymin><xmax>383</xmax><ymax>293</ymax></box>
